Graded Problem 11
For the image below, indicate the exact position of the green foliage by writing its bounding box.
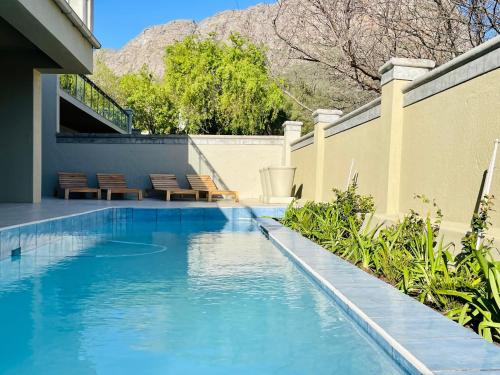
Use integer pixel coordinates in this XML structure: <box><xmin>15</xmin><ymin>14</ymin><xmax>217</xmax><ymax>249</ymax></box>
<box><xmin>119</xmin><ymin>67</ymin><xmax>178</xmax><ymax>134</ymax></box>
<box><xmin>164</xmin><ymin>33</ymin><xmax>289</xmax><ymax>135</ymax></box>
<box><xmin>282</xmin><ymin>175</ymin><xmax>374</xmax><ymax>253</ymax></box>
<box><xmin>89</xmin><ymin>59</ymin><xmax>124</xmax><ymax>102</ymax></box>
<box><xmin>439</xmin><ymin>197</ymin><xmax>500</xmax><ymax>342</ymax></box>
<box><xmin>282</xmin><ymin>183</ymin><xmax>500</xmax><ymax>343</ymax></box>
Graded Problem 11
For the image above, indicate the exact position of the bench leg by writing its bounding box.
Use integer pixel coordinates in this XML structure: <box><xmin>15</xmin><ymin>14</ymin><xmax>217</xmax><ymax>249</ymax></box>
<box><xmin>64</xmin><ymin>189</ymin><xmax>69</xmax><ymax>200</ymax></box>
<box><xmin>166</xmin><ymin>191</ymin><xmax>171</xmax><ymax>201</ymax></box>
<box><xmin>234</xmin><ymin>192</ymin><xmax>239</xmax><ymax>203</ymax></box>
<box><xmin>138</xmin><ymin>190</ymin><xmax>143</xmax><ymax>200</ymax></box>
<box><xmin>195</xmin><ymin>191</ymin><xmax>199</xmax><ymax>201</ymax></box>
<box><xmin>107</xmin><ymin>190</ymin><xmax>112</xmax><ymax>201</ymax></box>
<box><xmin>97</xmin><ymin>190</ymin><xmax>102</xmax><ymax>200</ymax></box>
<box><xmin>208</xmin><ymin>192</ymin><xmax>212</xmax><ymax>202</ymax></box>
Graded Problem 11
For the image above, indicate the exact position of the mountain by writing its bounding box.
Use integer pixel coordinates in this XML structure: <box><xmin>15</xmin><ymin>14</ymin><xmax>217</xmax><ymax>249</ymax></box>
<box><xmin>94</xmin><ymin>3</ymin><xmax>286</xmax><ymax>78</ymax></box>
<box><xmin>93</xmin><ymin>2</ymin><xmax>375</xmax><ymax>130</ymax></box>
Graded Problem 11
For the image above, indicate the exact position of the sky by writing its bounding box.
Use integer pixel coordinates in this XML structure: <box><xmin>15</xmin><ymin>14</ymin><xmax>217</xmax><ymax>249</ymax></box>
<box><xmin>94</xmin><ymin>0</ymin><xmax>276</xmax><ymax>49</ymax></box>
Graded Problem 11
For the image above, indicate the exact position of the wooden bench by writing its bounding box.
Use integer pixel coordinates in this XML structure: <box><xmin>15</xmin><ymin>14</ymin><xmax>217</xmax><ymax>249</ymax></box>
<box><xmin>150</xmin><ymin>174</ymin><xmax>199</xmax><ymax>201</ymax></box>
<box><xmin>58</xmin><ymin>172</ymin><xmax>101</xmax><ymax>200</ymax></box>
<box><xmin>97</xmin><ymin>173</ymin><xmax>143</xmax><ymax>200</ymax></box>
<box><xmin>186</xmin><ymin>175</ymin><xmax>239</xmax><ymax>202</ymax></box>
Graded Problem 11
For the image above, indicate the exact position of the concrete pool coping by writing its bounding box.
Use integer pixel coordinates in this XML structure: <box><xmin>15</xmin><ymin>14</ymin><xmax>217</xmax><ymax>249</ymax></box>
<box><xmin>254</xmin><ymin>217</ymin><xmax>500</xmax><ymax>375</ymax></box>
<box><xmin>0</xmin><ymin>197</ymin><xmax>285</xmax><ymax>229</ymax></box>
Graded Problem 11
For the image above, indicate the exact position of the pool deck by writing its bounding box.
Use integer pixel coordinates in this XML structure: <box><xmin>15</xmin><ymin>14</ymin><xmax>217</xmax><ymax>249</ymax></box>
<box><xmin>0</xmin><ymin>197</ymin><xmax>285</xmax><ymax>229</ymax></box>
<box><xmin>256</xmin><ymin>218</ymin><xmax>500</xmax><ymax>375</ymax></box>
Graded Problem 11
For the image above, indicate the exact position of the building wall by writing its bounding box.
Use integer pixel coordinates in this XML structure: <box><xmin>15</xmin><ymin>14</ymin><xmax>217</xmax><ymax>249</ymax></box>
<box><xmin>0</xmin><ymin>0</ymin><xmax>97</xmax><ymax>73</ymax></box>
<box><xmin>290</xmin><ymin>36</ymin><xmax>500</xmax><ymax>246</ymax></box>
<box><xmin>0</xmin><ymin>66</ymin><xmax>40</xmax><ymax>202</ymax></box>
<box><xmin>0</xmin><ymin>0</ymin><xmax>97</xmax><ymax>203</ymax></box>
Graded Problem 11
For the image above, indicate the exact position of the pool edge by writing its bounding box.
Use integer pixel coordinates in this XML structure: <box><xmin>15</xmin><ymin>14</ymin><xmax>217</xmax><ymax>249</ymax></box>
<box><xmin>254</xmin><ymin>218</ymin><xmax>500</xmax><ymax>375</ymax></box>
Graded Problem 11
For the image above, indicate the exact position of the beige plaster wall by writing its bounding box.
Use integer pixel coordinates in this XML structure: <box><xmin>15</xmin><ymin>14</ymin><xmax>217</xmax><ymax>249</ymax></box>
<box><xmin>322</xmin><ymin>117</ymin><xmax>388</xmax><ymax>208</ymax></box>
<box><xmin>43</xmin><ymin>135</ymin><xmax>284</xmax><ymax>200</ymax></box>
<box><xmin>289</xmin><ymin>44</ymin><xmax>500</xmax><ymax>246</ymax></box>
<box><xmin>187</xmin><ymin>139</ymin><xmax>285</xmax><ymax>199</ymax></box>
<box><xmin>400</xmin><ymin>68</ymin><xmax>500</xmax><ymax>227</ymax></box>
<box><xmin>290</xmin><ymin>144</ymin><xmax>316</xmax><ymax>201</ymax></box>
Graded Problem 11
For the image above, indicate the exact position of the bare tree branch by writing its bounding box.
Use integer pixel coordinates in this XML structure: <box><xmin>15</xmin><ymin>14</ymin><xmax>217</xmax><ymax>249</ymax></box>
<box><xmin>273</xmin><ymin>0</ymin><xmax>499</xmax><ymax>92</ymax></box>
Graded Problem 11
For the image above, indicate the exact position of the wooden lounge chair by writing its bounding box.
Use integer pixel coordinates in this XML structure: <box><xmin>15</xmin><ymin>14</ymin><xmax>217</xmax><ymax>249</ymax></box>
<box><xmin>186</xmin><ymin>175</ymin><xmax>239</xmax><ymax>202</ymax></box>
<box><xmin>150</xmin><ymin>174</ymin><xmax>199</xmax><ymax>201</ymax></box>
<box><xmin>97</xmin><ymin>173</ymin><xmax>143</xmax><ymax>201</ymax></box>
<box><xmin>58</xmin><ymin>172</ymin><xmax>101</xmax><ymax>200</ymax></box>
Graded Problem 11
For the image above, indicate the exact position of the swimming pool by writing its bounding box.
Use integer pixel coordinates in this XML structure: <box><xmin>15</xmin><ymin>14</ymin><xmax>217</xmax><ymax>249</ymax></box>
<box><xmin>0</xmin><ymin>216</ymin><xmax>405</xmax><ymax>374</ymax></box>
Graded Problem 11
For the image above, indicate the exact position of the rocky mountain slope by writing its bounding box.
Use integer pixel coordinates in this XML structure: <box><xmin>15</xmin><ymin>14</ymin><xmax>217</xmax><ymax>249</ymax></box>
<box><xmin>95</xmin><ymin>3</ymin><xmax>286</xmax><ymax>78</ymax></box>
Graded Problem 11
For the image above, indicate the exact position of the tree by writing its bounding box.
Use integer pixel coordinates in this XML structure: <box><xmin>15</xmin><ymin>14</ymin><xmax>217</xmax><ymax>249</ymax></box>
<box><xmin>118</xmin><ymin>67</ymin><xmax>177</xmax><ymax>134</ymax></box>
<box><xmin>89</xmin><ymin>58</ymin><xmax>124</xmax><ymax>102</ymax></box>
<box><xmin>273</xmin><ymin>0</ymin><xmax>500</xmax><ymax>92</ymax></box>
<box><xmin>164</xmin><ymin>33</ymin><xmax>289</xmax><ymax>135</ymax></box>
<box><xmin>282</xmin><ymin>63</ymin><xmax>376</xmax><ymax>133</ymax></box>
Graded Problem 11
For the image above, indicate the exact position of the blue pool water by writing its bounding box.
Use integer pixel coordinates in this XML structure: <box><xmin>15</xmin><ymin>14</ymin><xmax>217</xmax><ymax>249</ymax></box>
<box><xmin>0</xmin><ymin>219</ymin><xmax>404</xmax><ymax>374</ymax></box>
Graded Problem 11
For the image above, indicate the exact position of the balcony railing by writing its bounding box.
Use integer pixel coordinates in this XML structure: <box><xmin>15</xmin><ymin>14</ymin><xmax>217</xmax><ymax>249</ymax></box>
<box><xmin>59</xmin><ymin>74</ymin><xmax>131</xmax><ymax>133</ymax></box>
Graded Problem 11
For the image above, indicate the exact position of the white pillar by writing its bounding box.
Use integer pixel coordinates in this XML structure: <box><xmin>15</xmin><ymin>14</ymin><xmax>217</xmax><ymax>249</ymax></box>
<box><xmin>282</xmin><ymin>120</ymin><xmax>303</xmax><ymax>166</ymax></box>
<box><xmin>312</xmin><ymin>109</ymin><xmax>342</xmax><ymax>201</ymax></box>
<box><xmin>378</xmin><ymin>57</ymin><xmax>435</xmax><ymax>214</ymax></box>
<box><xmin>378</xmin><ymin>57</ymin><xmax>435</xmax><ymax>86</ymax></box>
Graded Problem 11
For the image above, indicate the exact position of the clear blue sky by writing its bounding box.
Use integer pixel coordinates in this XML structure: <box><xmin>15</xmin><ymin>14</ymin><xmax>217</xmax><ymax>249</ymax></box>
<box><xmin>94</xmin><ymin>0</ymin><xmax>276</xmax><ymax>49</ymax></box>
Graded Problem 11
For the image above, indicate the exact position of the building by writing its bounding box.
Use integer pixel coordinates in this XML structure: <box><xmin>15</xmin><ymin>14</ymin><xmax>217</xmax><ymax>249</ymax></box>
<box><xmin>0</xmin><ymin>0</ymin><xmax>132</xmax><ymax>202</ymax></box>
<box><xmin>0</xmin><ymin>0</ymin><xmax>100</xmax><ymax>203</ymax></box>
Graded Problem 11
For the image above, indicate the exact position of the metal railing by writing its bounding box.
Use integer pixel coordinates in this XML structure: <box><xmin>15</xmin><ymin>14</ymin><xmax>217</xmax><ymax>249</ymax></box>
<box><xmin>59</xmin><ymin>74</ymin><xmax>131</xmax><ymax>132</ymax></box>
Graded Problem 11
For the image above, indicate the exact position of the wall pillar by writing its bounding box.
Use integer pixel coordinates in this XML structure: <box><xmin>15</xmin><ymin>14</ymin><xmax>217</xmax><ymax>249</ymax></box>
<box><xmin>282</xmin><ymin>121</ymin><xmax>303</xmax><ymax>166</ymax></box>
<box><xmin>124</xmin><ymin>109</ymin><xmax>134</xmax><ymax>134</ymax></box>
<box><xmin>0</xmin><ymin>67</ymin><xmax>42</xmax><ymax>203</ymax></box>
<box><xmin>378</xmin><ymin>58</ymin><xmax>435</xmax><ymax>214</ymax></box>
<box><xmin>312</xmin><ymin>109</ymin><xmax>342</xmax><ymax>201</ymax></box>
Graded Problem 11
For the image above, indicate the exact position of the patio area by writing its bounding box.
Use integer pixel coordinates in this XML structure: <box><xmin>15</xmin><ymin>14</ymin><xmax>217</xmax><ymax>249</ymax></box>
<box><xmin>0</xmin><ymin>198</ymin><xmax>287</xmax><ymax>229</ymax></box>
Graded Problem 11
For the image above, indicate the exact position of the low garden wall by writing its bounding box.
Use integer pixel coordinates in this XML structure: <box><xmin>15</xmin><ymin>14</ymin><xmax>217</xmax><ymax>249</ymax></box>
<box><xmin>43</xmin><ymin>134</ymin><xmax>285</xmax><ymax>200</ymax></box>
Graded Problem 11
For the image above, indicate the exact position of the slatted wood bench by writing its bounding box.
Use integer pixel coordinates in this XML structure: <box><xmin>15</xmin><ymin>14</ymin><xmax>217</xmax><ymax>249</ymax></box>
<box><xmin>186</xmin><ymin>175</ymin><xmax>239</xmax><ymax>202</ymax></box>
<box><xmin>58</xmin><ymin>172</ymin><xmax>101</xmax><ymax>200</ymax></box>
<box><xmin>97</xmin><ymin>173</ymin><xmax>143</xmax><ymax>201</ymax></box>
<box><xmin>150</xmin><ymin>174</ymin><xmax>199</xmax><ymax>201</ymax></box>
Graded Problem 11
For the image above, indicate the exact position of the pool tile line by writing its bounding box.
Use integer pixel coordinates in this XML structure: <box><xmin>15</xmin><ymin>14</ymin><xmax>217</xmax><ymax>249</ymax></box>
<box><xmin>0</xmin><ymin>207</ymin><xmax>285</xmax><ymax>261</ymax></box>
<box><xmin>255</xmin><ymin>218</ymin><xmax>500</xmax><ymax>375</ymax></box>
<box><xmin>0</xmin><ymin>207</ymin><xmax>111</xmax><ymax>232</ymax></box>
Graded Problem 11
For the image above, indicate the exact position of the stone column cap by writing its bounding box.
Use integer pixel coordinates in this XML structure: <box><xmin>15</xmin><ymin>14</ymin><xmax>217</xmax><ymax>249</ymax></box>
<box><xmin>379</xmin><ymin>58</ymin><xmax>436</xmax><ymax>74</ymax></box>
<box><xmin>379</xmin><ymin>58</ymin><xmax>436</xmax><ymax>86</ymax></box>
<box><xmin>313</xmin><ymin>109</ymin><xmax>343</xmax><ymax>125</ymax></box>
<box><xmin>282</xmin><ymin>120</ymin><xmax>303</xmax><ymax>129</ymax></box>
